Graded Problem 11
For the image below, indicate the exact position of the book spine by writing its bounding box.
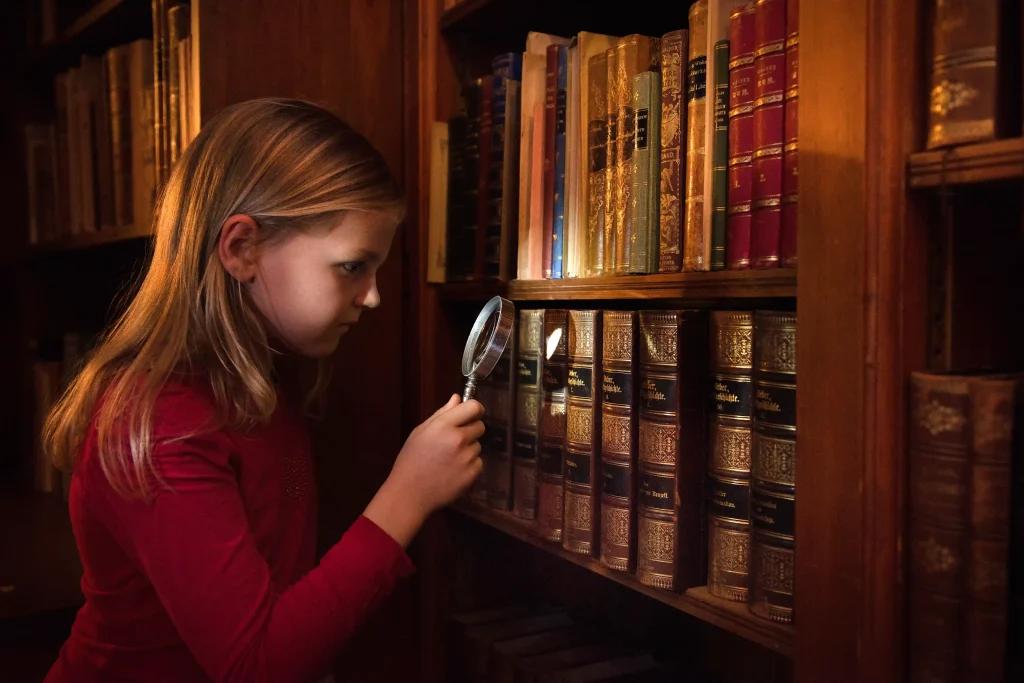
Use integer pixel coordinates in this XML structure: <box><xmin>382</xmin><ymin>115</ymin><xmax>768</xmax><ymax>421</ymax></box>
<box><xmin>445</xmin><ymin>112</ymin><xmax>471</xmax><ymax>281</ymax></box>
<box><xmin>105</xmin><ymin>46</ymin><xmax>132</xmax><ymax>229</ymax></box>
<box><xmin>486</xmin><ymin>53</ymin><xmax>523</xmax><ymax>279</ymax></box>
<box><xmin>128</xmin><ymin>39</ymin><xmax>155</xmax><ymax>230</ymax></box>
<box><xmin>629</xmin><ymin>71</ymin><xmax>661</xmax><ymax>274</ymax></box>
<box><xmin>708</xmin><ymin>310</ymin><xmax>754</xmax><ymax>602</ymax></box>
<box><xmin>613</xmin><ymin>36</ymin><xmax>643</xmax><ymax>275</ymax></box>
<box><xmin>543</xmin><ymin>46</ymin><xmax>558</xmax><ymax>278</ymax></box>
<box><xmin>658</xmin><ymin>29</ymin><xmax>687</xmax><ymax>274</ymax></box>
<box><xmin>710</xmin><ymin>39</ymin><xmax>731</xmax><ymax>271</ymax></box>
<box><xmin>750</xmin><ymin>310</ymin><xmax>796</xmax><ymax>623</ymax></box>
<box><xmin>564</xmin><ymin>310</ymin><xmax>603</xmax><ymax>555</ymax></box>
<box><xmin>682</xmin><ymin>0</ymin><xmax>709</xmax><ymax>272</ymax></box>
<box><xmin>727</xmin><ymin>2</ymin><xmax>756</xmax><ymax>269</ymax></box>
<box><xmin>636</xmin><ymin>310</ymin><xmax>708</xmax><ymax>591</ymax></box>
<box><xmin>514</xmin><ymin>309</ymin><xmax>546</xmax><ymax>519</ymax></box>
<box><xmin>499</xmin><ymin>80</ymin><xmax>522</xmax><ymax>281</ymax></box>
<box><xmin>475</xmin><ymin>76</ymin><xmax>493</xmax><ymax>279</ymax></box>
<box><xmin>587</xmin><ymin>51</ymin><xmax>609</xmax><ymax>276</ymax></box>
<box><xmin>602</xmin><ymin>47</ymin><xmax>618</xmax><ymax>276</ymax></box>
<box><xmin>780</xmin><ymin>0</ymin><xmax>798</xmax><ymax>267</ymax></box>
<box><xmin>750</xmin><ymin>0</ymin><xmax>786</xmax><ymax>269</ymax></box>
<box><xmin>484</xmin><ymin>332</ymin><xmax>518</xmax><ymax>511</ymax></box>
<box><xmin>538</xmin><ymin>310</ymin><xmax>569</xmax><ymax>542</ymax></box>
<box><xmin>552</xmin><ymin>48</ymin><xmax>568</xmax><ymax>280</ymax></box>
<box><xmin>600</xmin><ymin>311</ymin><xmax>639</xmax><ymax>572</ymax></box>
<box><xmin>166</xmin><ymin>4</ymin><xmax>189</xmax><ymax>168</ymax></box>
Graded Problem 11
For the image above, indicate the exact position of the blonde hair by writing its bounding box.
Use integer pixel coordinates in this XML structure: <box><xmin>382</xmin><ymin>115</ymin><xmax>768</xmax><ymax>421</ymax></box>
<box><xmin>43</xmin><ymin>97</ymin><xmax>405</xmax><ymax>500</ymax></box>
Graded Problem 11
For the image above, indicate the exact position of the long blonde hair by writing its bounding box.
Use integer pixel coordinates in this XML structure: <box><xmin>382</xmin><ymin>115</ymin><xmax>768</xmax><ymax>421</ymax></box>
<box><xmin>43</xmin><ymin>98</ymin><xmax>405</xmax><ymax>500</ymax></box>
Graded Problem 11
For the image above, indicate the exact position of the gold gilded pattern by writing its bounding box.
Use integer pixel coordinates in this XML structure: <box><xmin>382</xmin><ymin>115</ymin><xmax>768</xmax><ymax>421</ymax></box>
<box><xmin>916</xmin><ymin>535</ymin><xmax>958</xmax><ymax>575</ymax></box>
<box><xmin>929</xmin><ymin>78</ymin><xmax>979</xmax><ymax>117</ymax></box>
<box><xmin>541</xmin><ymin>400</ymin><xmax>566</xmax><ymax>439</ymax></box>
<box><xmin>568</xmin><ymin>311</ymin><xmax>596</xmax><ymax>357</ymax></box>
<box><xmin>602</xmin><ymin>413</ymin><xmax>632</xmax><ymax>454</ymax></box>
<box><xmin>639</xmin><ymin>419</ymin><xmax>677</xmax><ymax>465</ymax></box>
<box><xmin>709</xmin><ymin>522</ymin><xmax>750</xmax><ymax>602</ymax></box>
<box><xmin>640</xmin><ymin>313</ymin><xmax>679</xmax><ymax>364</ymax></box>
<box><xmin>712</xmin><ymin>422</ymin><xmax>752</xmax><ymax>474</ymax></box>
<box><xmin>712</xmin><ymin>311</ymin><xmax>753</xmax><ymax>369</ymax></box>
<box><xmin>600</xmin><ymin>506</ymin><xmax>631</xmax><ymax>570</ymax></box>
<box><xmin>513</xmin><ymin>465</ymin><xmax>537</xmax><ymax>519</ymax></box>
<box><xmin>754</xmin><ymin>311</ymin><xmax>796</xmax><ymax>374</ymax></box>
<box><xmin>519</xmin><ymin>309</ymin><xmax>543</xmax><ymax>351</ymax></box>
<box><xmin>751</xmin><ymin>538</ymin><xmax>794</xmax><ymax>623</ymax></box>
<box><xmin>538</xmin><ymin>482</ymin><xmax>564</xmax><ymax>542</ymax></box>
<box><xmin>682</xmin><ymin>0</ymin><xmax>709</xmax><ymax>272</ymax></box>
<box><xmin>516</xmin><ymin>391</ymin><xmax>539</xmax><ymax>430</ymax></box>
<box><xmin>752</xmin><ymin>431</ymin><xmax>795</xmax><ymax>486</ymax></box>
<box><xmin>567</xmin><ymin>403</ymin><xmax>593</xmax><ymax>445</ymax></box>
<box><xmin>603</xmin><ymin>314</ymin><xmax>635</xmax><ymax>359</ymax></box>
<box><xmin>916</xmin><ymin>398</ymin><xmax>966</xmax><ymax>437</ymax></box>
<box><xmin>637</xmin><ymin>515</ymin><xmax>676</xmax><ymax>589</ymax></box>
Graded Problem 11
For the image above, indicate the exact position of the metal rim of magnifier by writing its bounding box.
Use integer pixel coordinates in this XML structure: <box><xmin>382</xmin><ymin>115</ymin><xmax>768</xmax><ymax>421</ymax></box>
<box><xmin>461</xmin><ymin>295</ymin><xmax>515</xmax><ymax>379</ymax></box>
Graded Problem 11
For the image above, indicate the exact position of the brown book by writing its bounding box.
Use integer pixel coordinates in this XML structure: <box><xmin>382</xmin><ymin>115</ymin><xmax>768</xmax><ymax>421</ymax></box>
<box><xmin>749</xmin><ymin>310</ymin><xmax>796</xmax><ymax>624</ymax></box>
<box><xmin>683</xmin><ymin>0</ymin><xmax>710</xmax><ymax>271</ymax></box>
<box><xmin>636</xmin><ymin>310</ymin><xmax>709</xmax><ymax>591</ymax></box>
<box><xmin>104</xmin><ymin>45</ymin><xmax>132</xmax><ymax>229</ymax></box>
<box><xmin>167</xmin><ymin>3</ymin><xmax>190</xmax><ymax>168</ymax></box>
<box><xmin>564</xmin><ymin>310</ymin><xmax>603</xmax><ymax>555</ymax></box>
<box><xmin>127</xmin><ymin>39</ymin><xmax>156</xmax><ymax>229</ymax></box>
<box><xmin>925</xmin><ymin>0</ymin><xmax>1022</xmax><ymax>149</ymax></box>
<box><xmin>489</xmin><ymin>623</ymin><xmax>604</xmax><ymax>683</ymax></box>
<box><xmin>152</xmin><ymin>0</ymin><xmax>170</xmax><ymax>188</ymax></box>
<box><xmin>461</xmin><ymin>610</ymin><xmax>576</xmax><ymax>682</ymax></box>
<box><xmin>514</xmin><ymin>309</ymin><xmax>546</xmax><ymax>519</ymax></box>
<box><xmin>602</xmin><ymin>47</ymin><xmax>618</xmax><ymax>276</ymax></box>
<box><xmin>587</xmin><ymin>51</ymin><xmax>610</xmax><ymax>276</ymax></box>
<box><xmin>514</xmin><ymin>643</ymin><xmax>633</xmax><ymax>683</ymax></box>
<box><xmin>707</xmin><ymin>310</ymin><xmax>754</xmax><ymax>602</ymax></box>
<box><xmin>599</xmin><ymin>311</ymin><xmax>639</xmax><ymax>572</ymax></box>
<box><xmin>658</xmin><ymin>29</ymin><xmax>688</xmax><ymax>273</ymax></box>
<box><xmin>538</xmin><ymin>310</ymin><xmax>569</xmax><ymax>542</ymax></box>
<box><xmin>484</xmin><ymin>331</ymin><xmax>519</xmax><ymax>510</ymax></box>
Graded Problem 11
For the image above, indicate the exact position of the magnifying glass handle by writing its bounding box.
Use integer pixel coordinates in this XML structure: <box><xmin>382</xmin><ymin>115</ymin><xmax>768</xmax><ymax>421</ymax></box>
<box><xmin>462</xmin><ymin>376</ymin><xmax>478</xmax><ymax>403</ymax></box>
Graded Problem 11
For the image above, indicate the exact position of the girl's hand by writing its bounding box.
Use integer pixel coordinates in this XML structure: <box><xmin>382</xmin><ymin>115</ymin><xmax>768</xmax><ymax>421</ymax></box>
<box><xmin>363</xmin><ymin>394</ymin><xmax>485</xmax><ymax>547</ymax></box>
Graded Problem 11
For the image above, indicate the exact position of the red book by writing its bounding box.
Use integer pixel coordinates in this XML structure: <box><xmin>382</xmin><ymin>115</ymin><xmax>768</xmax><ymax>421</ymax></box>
<box><xmin>750</xmin><ymin>0</ymin><xmax>786</xmax><ymax>269</ymax></box>
<box><xmin>727</xmin><ymin>2</ymin><xmax>756</xmax><ymax>270</ymax></box>
<box><xmin>780</xmin><ymin>0</ymin><xmax>798</xmax><ymax>267</ymax></box>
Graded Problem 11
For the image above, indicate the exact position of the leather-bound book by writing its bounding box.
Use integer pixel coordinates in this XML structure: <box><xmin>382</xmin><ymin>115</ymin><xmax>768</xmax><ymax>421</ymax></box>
<box><xmin>612</xmin><ymin>35</ymin><xmax>659</xmax><ymax>275</ymax></box>
<box><xmin>726</xmin><ymin>2</ymin><xmax>756</xmax><ymax>270</ymax></box>
<box><xmin>484</xmin><ymin>328</ymin><xmax>519</xmax><ymax>510</ymax></box>
<box><xmin>750</xmin><ymin>0</ymin><xmax>786</xmax><ymax>269</ymax></box>
<box><xmin>514</xmin><ymin>643</ymin><xmax>635</xmax><ymax>683</ymax></box>
<box><xmin>682</xmin><ymin>0</ymin><xmax>710</xmax><ymax>272</ymax></box>
<box><xmin>636</xmin><ymin>310</ymin><xmax>709</xmax><ymax>591</ymax></box>
<box><xmin>488</xmin><ymin>53</ymin><xmax>524</xmax><ymax>281</ymax></box>
<box><xmin>602</xmin><ymin>47</ymin><xmax>618</xmax><ymax>276</ymax></box>
<box><xmin>448</xmin><ymin>80</ymin><xmax>483</xmax><ymax>281</ymax></box>
<box><xmin>564</xmin><ymin>311</ymin><xmax>604</xmax><ymax>555</ymax></box>
<box><xmin>538</xmin><ymin>310</ymin><xmax>569</xmax><ymax>542</ymax></box>
<box><xmin>476</xmin><ymin>75</ymin><xmax>494</xmax><ymax>280</ymax></box>
<box><xmin>749</xmin><ymin>310</ymin><xmax>796</xmax><ymax>623</ymax></box>
<box><xmin>709</xmin><ymin>38</ymin><xmax>731</xmax><ymax>271</ymax></box>
<box><xmin>629</xmin><ymin>70</ymin><xmax>662</xmax><ymax>274</ymax></box>
<box><xmin>588</xmin><ymin>51</ymin><xmax>610</xmax><ymax>276</ymax></box>
<box><xmin>461</xmin><ymin>610</ymin><xmax>575</xmax><ymax>683</ymax></box>
<box><xmin>658</xmin><ymin>29</ymin><xmax>688</xmax><ymax>273</ymax></box>
<box><xmin>708</xmin><ymin>310</ymin><xmax>754</xmax><ymax>602</ymax></box>
<box><xmin>489</xmin><ymin>623</ymin><xmax>604</xmax><ymax>683</ymax></box>
<box><xmin>925</xmin><ymin>0</ymin><xmax>1022</xmax><ymax>149</ymax></box>
<box><xmin>780</xmin><ymin>0</ymin><xmax>798</xmax><ymax>267</ymax></box>
<box><xmin>599</xmin><ymin>311</ymin><xmax>639</xmax><ymax>572</ymax></box>
<box><xmin>514</xmin><ymin>309</ymin><xmax>546</xmax><ymax>519</ymax></box>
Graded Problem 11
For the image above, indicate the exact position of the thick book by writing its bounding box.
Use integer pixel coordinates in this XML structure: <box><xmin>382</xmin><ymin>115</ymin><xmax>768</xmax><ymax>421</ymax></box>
<box><xmin>708</xmin><ymin>310</ymin><xmax>755</xmax><ymax>602</ymax></box>
<box><xmin>682</xmin><ymin>0</ymin><xmax>709</xmax><ymax>272</ymax></box>
<box><xmin>602</xmin><ymin>47</ymin><xmax>619</xmax><ymax>276</ymax></box>
<box><xmin>726</xmin><ymin>2</ymin><xmax>756</xmax><ymax>269</ymax></box>
<box><xmin>587</xmin><ymin>51</ymin><xmax>610</xmax><ymax>276</ymax></box>
<box><xmin>538</xmin><ymin>310</ymin><xmax>569</xmax><ymax>542</ymax></box>
<box><xmin>635</xmin><ymin>310</ymin><xmax>709</xmax><ymax>591</ymax></box>
<box><xmin>487</xmin><ymin>53</ymin><xmax>524</xmax><ymax>280</ymax></box>
<box><xmin>749</xmin><ymin>310</ymin><xmax>796</xmax><ymax>623</ymax></box>
<box><xmin>628</xmin><ymin>70</ymin><xmax>662</xmax><ymax>274</ymax></box>
<box><xmin>780</xmin><ymin>0</ymin><xmax>798</xmax><ymax>267</ymax></box>
<box><xmin>483</xmin><ymin>329</ymin><xmax>518</xmax><ymax>511</ymax></box>
<box><xmin>657</xmin><ymin>29</ymin><xmax>688</xmax><ymax>273</ymax></box>
<box><xmin>599</xmin><ymin>311</ymin><xmax>639</xmax><ymax>572</ymax></box>
<box><xmin>514</xmin><ymin>309</ymin><xmax>547</xmax><ymax>519</ymax></box>
<box><xmin>709</xmin><ymin>39</ymin><xmax>731</xmax><ymax>270</ymax></box>
<box><xmin>489</xmin><ymin>622</ymin><xmax>604</xmax><ymax>683</ymax></box>
<box><xmin>564</xmin><ymin>310</ymin><xmax>604</xmax><ymax>556</ymax></box>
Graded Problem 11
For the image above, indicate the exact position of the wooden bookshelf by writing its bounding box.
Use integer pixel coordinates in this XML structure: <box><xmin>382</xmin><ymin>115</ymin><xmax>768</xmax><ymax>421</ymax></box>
<box><xmin>507</xmin><ymin>269</ymin><xmax>796</xmax><ymax>301</ymax></box>
<box><xmin>907</xmin><ymin>137</ymin><xmax>1024</xmax><ymax>188</ymax></box>
<box><xmin>449</xmin><ymin>499</ymin><xmax>795</xmax><ymax>657</ymax></box>
<box><xmin>29</xmin><ymin>224</ymin><xmax>153</xmax><ymax>254</ymax></box>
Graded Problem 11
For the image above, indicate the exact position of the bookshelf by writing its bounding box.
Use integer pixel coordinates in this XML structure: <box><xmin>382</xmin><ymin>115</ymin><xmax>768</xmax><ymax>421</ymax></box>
<box><xmin>406</xmin><ymin>0</ymin><xmax>938</xmax><ymax>681</ymax></box>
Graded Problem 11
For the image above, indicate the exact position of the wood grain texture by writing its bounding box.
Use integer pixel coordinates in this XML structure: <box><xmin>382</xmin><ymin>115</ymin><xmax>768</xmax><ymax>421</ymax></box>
<box><xmin>908</xmin><ymin>137</ymin><xmax>1024</xmax><ymax>188</ymax></box>
<box><xmin>199</xmin><ymin>2</ymin><xmax>415</xmax><ymax>681</ymax></box>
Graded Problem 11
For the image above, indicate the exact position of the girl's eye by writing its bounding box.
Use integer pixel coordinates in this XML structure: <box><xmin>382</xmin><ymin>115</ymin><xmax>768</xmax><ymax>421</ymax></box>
<box><xmin>339</xmin><ymin>262</ymin><xmax>365</xmax><ymax>275</ymax></box>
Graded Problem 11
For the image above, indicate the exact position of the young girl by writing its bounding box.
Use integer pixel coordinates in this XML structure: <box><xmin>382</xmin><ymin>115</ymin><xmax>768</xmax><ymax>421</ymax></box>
<box><xmin>41</xmin><ymin>98</ymin><xmax>485</xmax><ymax>683</ymax></box>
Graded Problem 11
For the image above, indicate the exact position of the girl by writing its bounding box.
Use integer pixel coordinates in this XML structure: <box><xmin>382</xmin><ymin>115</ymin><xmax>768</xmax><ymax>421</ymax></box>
<box><xmin>41</xmin><ymin>98</ymin><xmax>485</xmax><ymax>683</ymax></box>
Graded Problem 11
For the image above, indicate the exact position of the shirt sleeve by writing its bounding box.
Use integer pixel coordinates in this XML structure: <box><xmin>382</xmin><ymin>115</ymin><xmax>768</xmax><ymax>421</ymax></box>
<box><xmin>91</xmin><ymin>427</ymin><xmax>415</xmax><ymax>683</ymax></box>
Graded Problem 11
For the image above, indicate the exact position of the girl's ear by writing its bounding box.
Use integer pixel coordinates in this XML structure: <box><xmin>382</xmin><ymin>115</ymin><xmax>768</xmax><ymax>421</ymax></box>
<box><xmin>218</xmin><ymin>214</ymin><xmax>262</xmax><ymax>283</ymax></box>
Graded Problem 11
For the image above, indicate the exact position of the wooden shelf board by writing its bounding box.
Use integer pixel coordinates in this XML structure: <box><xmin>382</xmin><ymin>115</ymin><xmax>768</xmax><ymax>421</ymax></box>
<box><xmin>908</xmin><ymin>137</ymin><xmax>1024</xmax><ymax>188</ymax></box>
<box><xmin>449</xmin><ymin>500</ymin><xmax>795</xmax><ymax>657</ymax></box>
<box><xmin>506</xmin><ymin>269</ymin><xmax>797</xmax><ymax>301</ymax></box>
<box><xmin>30</xmin><ymin>224</ymin><xmax>153</xmax><ymax>254</ymax></box>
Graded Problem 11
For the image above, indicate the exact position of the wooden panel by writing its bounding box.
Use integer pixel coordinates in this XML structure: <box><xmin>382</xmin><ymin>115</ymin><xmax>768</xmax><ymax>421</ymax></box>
<box><xmin>198</xmin><ymin>2</ymin><xmax>414</xmax><ymax>681</ymax></box>
<box><xmin>908</xmin><ymin>138</ymin><xmax>1024</xmax><ymax>188</ymax></box>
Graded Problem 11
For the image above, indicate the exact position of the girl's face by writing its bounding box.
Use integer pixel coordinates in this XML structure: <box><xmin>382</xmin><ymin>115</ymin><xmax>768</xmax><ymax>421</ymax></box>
<box><xmin>248</xmin><ymin>211</ymin><xmax>398</xmax><ymax>358</ymax></box>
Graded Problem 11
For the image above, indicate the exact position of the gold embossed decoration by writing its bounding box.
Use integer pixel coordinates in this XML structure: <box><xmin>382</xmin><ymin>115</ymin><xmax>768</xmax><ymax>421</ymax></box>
<box><xmin>639</xmin><ymin>419</ymin><xmax>678</xmax><ymax>465</ymax></box>
<box><xmin>600</xmin><ymin>506</ymin><xmax>631</xmax><ymax>570</ymax></box>
<box><xmin>638</xmin><ymin>516</ymin><xmax>676</xmax><ymax>589</ymax></box>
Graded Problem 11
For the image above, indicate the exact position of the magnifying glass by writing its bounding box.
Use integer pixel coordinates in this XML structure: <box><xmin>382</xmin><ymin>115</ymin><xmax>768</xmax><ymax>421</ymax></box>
<box><xmin>461</xmin><ymin>295</ymin><xmax>516</xmax><ymax>402</ymax></box>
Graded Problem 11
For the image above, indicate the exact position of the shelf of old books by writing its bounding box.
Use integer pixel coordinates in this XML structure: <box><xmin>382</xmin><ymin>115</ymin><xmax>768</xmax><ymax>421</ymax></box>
<box><xmin>507</xmin><ymin>270</ymin><xmax>795</xmax><ymax>301</ymax></box>
<box><xmin>908</xmin><ymin>137</ymin><xmax>1024</xmax><ymax>189</ymax></box>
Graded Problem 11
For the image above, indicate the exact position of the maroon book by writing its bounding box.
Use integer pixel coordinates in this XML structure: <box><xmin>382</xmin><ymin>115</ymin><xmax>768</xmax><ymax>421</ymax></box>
<box><xmin>780</xmin><ymin>0</ymin><xmax>798</xmax><ymax>267</ymax></box>
<box><xmin>726</xmin><ymin>2</ymin><xmax>756</xmax><ymax>270</ymax></box>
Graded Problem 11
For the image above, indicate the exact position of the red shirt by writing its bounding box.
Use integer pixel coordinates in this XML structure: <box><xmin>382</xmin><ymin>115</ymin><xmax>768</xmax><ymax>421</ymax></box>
<box><xmin>44</xmin><ymin>379</ymin><xmax>415</xmax><ymax>683</ymax></box>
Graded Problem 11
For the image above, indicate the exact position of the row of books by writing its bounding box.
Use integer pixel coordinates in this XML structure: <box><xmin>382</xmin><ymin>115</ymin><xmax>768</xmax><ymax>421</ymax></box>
<box><xmin>449</xmin><ymin>601</ymin><xmax>711</xmax><ymax>682</ymax></box>
<box><xmin>468</xmin><ymin>307</ymin><xmax>797</xmax><ymax>625</ymax></box>
<box><xmin>427</xmin><ymin>0</ymin><xmax>799</xmax><ymax>283</ymax></box>
<box><xmin>25</xmin><ymin>1</ymin><xmax>197</xmax><ymax>246</ymax></box>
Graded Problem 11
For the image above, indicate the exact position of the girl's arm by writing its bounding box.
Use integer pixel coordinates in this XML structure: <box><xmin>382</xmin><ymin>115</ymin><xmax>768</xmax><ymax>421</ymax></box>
<box><xmin>92</xmin><ymin>427</ymin><xmax>415</xmax><ymax>683</ymax></box>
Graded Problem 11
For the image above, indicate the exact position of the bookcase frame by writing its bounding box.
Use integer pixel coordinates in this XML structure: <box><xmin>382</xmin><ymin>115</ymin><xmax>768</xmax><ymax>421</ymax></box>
<box><xmin>403</xmin><ymin>0</ymin><xmax>930</xmax><ymax>681</ymax></box>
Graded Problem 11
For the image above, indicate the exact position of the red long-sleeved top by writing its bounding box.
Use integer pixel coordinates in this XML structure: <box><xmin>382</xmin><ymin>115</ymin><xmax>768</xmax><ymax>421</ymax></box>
<box><xmin>44</xmin><ymin>379</ymin><xmax>415</xmax><ymax>683</ymax></box>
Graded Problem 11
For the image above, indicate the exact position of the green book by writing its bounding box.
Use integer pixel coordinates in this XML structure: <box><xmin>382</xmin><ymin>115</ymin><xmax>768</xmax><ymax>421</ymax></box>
<box><xmin>629</xmin><ymin>70</ymin><xmax>661</xmax><ymax>274</ymax></box>
<box><xmin>710</xmin><ymin>39</ymin><xmax>730</xmax><ymax>271</ymax></box>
